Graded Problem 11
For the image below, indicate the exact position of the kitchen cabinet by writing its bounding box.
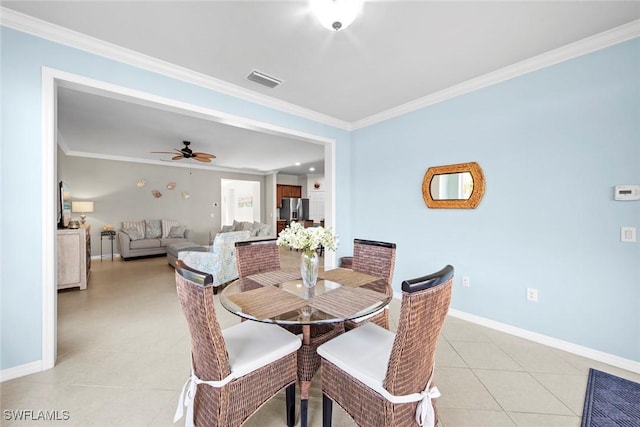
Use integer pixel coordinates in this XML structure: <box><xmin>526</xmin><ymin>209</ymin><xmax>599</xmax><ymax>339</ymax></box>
<box><xmin>276</xmin><ymin>184</ymin><xmax>302</xmax><ymax>207</ymax></box>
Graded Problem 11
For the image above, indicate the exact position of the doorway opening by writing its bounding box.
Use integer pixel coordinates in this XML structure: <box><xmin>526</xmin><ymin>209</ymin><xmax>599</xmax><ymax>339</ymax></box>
<box><xmin>221</xmin><ymin>179</ymin><xmax>261</xmax><ymax>225</ymax></box>
<box><xmin>42</xmin><ymin>68</ymin><xmax>337</xmax><ymax>372</ymax></box>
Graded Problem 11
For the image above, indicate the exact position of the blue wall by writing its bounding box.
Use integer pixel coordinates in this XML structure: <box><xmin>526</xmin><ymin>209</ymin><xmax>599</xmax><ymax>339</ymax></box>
<box><xmin>1</xmin><ymin>26</ymin><xmax>638</xmax><ymax>372</ymax></box>
<box><xmin>0</xmin><ymin>27</ymin><xmax>351</xmax><ymax>370</ymax></box>
<box><xmin>351</xmin><ymin>39</ymin><xmax>640</xmax><ymax>361</ymax></box>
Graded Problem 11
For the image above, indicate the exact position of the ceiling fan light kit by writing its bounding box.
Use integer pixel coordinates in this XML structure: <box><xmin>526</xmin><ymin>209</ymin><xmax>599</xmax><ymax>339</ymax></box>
<box><xmin>151</xmin><ymin>141</ymin><xmax>216</xmax><ymax>163</ymax></box>
<box><xmin>311</xmin><ymin>0</ymin><xmax>362</xmax><ymax>31</ymax></box>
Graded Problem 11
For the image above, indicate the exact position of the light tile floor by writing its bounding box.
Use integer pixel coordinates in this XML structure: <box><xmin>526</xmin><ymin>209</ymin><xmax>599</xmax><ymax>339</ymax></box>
<box><xmin>2</xmin><ymin>250</ymin><xmax>638</xmax><ymax>426</ymax></box>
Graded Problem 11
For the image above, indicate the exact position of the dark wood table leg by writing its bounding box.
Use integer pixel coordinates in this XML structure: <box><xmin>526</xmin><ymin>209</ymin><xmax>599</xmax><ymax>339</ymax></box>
<box><xmin>300</xmin><ymin>325</ymin><xmax>312</xmax><ymax>427</ymax></box>
<box><xmin>323</xmin><ymin>394</ymin><xmax>333</xmax><ymax>427</ymax></box>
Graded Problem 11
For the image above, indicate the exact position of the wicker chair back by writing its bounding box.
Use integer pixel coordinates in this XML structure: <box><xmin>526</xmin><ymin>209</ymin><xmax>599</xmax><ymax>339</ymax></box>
<box><xmin>174</xmin><ymin>261</ymin><xmax>230</xmax><ymax>425</ymax></box>
<box><xmin>352</xmin><ymin>239</ymin><xmax>396</xmax><ymax>287</ymax></box>
<box><xmin>235</xmin><ymin>238</ymin><xmax>281</xmax><ymax>278</ymax></box>
<box><xmin>383</xmin><ymin>265</ymin><xmax>454</xmax><ymax>397</ymax></box>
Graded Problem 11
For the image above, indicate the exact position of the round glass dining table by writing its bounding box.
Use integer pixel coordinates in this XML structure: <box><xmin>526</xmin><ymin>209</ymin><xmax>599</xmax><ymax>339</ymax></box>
<box><xmin>219</xmin><ymin>267</ymin><xmax>392</xmax><ymax>427</ymax></box>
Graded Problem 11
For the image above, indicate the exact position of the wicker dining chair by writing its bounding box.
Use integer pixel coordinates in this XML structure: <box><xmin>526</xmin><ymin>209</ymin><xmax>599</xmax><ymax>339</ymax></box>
<box><xmin>234</xmin><ymin>237</ymin><xmax>344</xmax><ymax>424</ymax></box>
<box><xmin>345</xmin><ymin>239</ymin><xmax>397</xmax><ymax>330</ymax></box>
<box><xmin>173</xmin><ymin>260</ymin><xmax>301</xmax><ymax>427</ymax></box>
<box><xmin>317</xmin><ymin>265</ymin><xmax>454</xmax><ymax>427</ymax></box>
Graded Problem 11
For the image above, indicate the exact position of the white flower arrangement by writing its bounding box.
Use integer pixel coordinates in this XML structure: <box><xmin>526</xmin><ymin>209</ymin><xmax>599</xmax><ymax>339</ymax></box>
<box><xmin>277</xmin><ymin>222</ymin><xmax>338</xmax><ymax>255</ymax></box>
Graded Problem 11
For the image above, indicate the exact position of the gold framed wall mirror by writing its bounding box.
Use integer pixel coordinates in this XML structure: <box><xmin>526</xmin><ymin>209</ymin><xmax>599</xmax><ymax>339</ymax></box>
<box><xmin>422</xmin><ymin>162</ymin><xmax>485</xmax><ymax>209</ymax></box>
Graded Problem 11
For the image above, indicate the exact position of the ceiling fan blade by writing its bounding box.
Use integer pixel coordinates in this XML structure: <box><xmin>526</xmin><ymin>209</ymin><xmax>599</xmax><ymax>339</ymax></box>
<box><xmin>171</xmin><ymin>155</ymin><xmax>184</xmax><ymax>161</ymax></box>
<box><xmin>151</xmin><ymin>151</ymin><xmax>180</xmax><ymax>154</ymax></box>
<box><xmin>193</xmin><ymin>157</ymin><xmax>212</xmax><ymax>163</ymax></box>
<box><xmin>193</xmin><ymin>152</ymin><xmax>216</xmax><ymax>158</ymax></box>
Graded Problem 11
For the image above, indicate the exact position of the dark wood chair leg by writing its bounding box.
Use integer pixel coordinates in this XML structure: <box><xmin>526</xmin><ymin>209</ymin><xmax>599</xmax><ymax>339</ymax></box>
<box><xmin>285</xmin><ymin>383</ymin><xmax>296</xmax><ymax>427</ymax></box>
<box><xmin>301</xmin><ymin>398</ymin><xmax>308</xmax><ymax>427</ymax></box>
<box><xmin>323</xmin><ymin>394</ymin><xmax>332</xmax><ymax>427</ymax></box>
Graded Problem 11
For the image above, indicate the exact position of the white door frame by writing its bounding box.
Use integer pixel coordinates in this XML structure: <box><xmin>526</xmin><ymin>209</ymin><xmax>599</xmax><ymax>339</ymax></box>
<box><xmin>41</xmin><ymin>67</ymin><xmax>337</xmax><ymax>370</ymax></box>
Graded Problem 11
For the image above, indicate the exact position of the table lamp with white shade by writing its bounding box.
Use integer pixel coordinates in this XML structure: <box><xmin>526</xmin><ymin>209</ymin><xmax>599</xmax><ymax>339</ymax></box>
<box><xmin>71</xmin><ymin>201</ymin><xmax>94</xmax><ymax>224</ymax></box>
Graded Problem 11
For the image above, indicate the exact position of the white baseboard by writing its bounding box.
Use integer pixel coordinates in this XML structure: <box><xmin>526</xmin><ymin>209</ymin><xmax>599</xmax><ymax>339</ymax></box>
<box><xmin>447</xmin><ymin>308</ymin><xmax>640</xmax><ymax>374</ymax></box>
<box><xmin>90</xmin><ymin>253</ymin><xmax>121</xmax><ymax>260</ymax></box>
<box><xmin>0</xmin><ymin>360</ymin><xmax>42</xmax><ymax>383</ymax></box>
<box><xmin>392</xmin><ymin>291</ymin><xmax>639</xmax><ymax>373</ymax></box>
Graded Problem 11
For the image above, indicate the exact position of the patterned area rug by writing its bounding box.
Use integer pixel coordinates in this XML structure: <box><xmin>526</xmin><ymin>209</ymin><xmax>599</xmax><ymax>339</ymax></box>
<box><xmin>581</xmin><ymin>368</ymin><xmax>640</xmax><ymax>426</ymax></box>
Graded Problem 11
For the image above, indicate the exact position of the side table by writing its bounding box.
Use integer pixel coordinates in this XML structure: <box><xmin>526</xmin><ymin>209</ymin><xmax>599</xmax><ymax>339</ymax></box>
<box><xmin>100</xmin><ymin>230</ymin><xmax>116</xmax><ymax>261</ymax></box>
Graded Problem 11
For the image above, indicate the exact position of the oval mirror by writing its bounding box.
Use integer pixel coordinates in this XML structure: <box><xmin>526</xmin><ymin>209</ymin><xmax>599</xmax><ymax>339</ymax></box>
<box><xmin>422</xmin><ymin>162</ymin><xmax>485</xmax><ymax>209</ymax></box>
<box><xmin>430</xmin><ymin>172</ymin><xmax>474</xmax><ymax>200</ymax></box>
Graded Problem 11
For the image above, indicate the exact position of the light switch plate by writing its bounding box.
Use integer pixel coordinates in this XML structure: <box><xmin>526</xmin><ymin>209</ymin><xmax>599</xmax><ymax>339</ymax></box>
<box><xmin>621</xmin><ymin>227</ymin><xmax>637</xmax><ymax>243</ymax></box>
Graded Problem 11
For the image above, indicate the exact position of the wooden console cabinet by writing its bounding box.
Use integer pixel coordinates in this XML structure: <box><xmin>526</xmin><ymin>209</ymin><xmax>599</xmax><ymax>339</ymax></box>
<box><xmin>57</xmin><ymin>225</ymin><xmax>91</xmax><ymax>290</ymax></box>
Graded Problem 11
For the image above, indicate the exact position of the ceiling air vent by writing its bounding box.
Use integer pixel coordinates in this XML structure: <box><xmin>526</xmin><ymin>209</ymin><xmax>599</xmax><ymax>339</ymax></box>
<box><xmin>247</xmin><ymin>70</ymin><xmax>282</xmax><ymax>88</ymax></box>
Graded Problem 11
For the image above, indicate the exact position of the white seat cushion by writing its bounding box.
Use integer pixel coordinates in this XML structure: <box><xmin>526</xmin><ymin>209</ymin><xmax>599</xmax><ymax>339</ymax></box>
<box><xmin>223</xmin><ymin>321</ymin><xmax>301</xmax><ymax>378</ymax></box>
<box><xmin>317</xmin><ymin>322</ymin><xmax>395</xmax><ymax>393</ymax></box>
<box><xmin>351</xmin><ymin>306</ymin><xmax>388</xmax><ymax>323</ymax></box>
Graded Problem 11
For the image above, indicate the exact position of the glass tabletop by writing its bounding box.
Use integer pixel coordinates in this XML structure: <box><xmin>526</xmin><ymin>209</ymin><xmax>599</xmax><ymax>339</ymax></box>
<box><xmin>219</xmin><ymin>268</ymin><xmax>392</xmax><ymax>326</ymax></box>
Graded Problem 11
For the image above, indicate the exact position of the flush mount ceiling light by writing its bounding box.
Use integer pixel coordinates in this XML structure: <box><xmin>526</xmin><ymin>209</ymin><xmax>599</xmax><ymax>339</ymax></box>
<box><xmin>311</xmin><ymin>0</ymin><xmax>362</xmax><ymax>31</ymax></box>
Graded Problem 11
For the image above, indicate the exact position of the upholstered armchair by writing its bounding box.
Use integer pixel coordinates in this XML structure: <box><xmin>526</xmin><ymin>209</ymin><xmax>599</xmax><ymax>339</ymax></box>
<box><xmin>178</xmin><ymin>230</ymin><xmax>250</xmax><ymax>292</ymax></box>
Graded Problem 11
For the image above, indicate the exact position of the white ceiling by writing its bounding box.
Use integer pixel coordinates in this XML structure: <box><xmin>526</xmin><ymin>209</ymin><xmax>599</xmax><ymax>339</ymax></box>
<box><xmin>3</xmin><ymin>1</ymin><xmax>639</xmax><ymax>175</ymax></box>
<box><xmin>56</xmin><ymin>85</ymin><xmax>326</xmax><ymax>175</ymax></box>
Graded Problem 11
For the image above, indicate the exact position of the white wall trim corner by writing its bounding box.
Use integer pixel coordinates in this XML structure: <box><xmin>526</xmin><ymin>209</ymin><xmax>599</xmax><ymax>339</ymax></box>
<box><xmin>41</xmin><ymin>67</ymin><xmax>57</xmax><ymax>371</ymax></box>
<box><xmin>448</xmin><ymin>308</ymin><xmax>640</xmax><ymax>374</ymax></box>
<box><xmin>0</xmin><ymin>361</ymin><xmax>42</xmax><ymax>383</ymax></box>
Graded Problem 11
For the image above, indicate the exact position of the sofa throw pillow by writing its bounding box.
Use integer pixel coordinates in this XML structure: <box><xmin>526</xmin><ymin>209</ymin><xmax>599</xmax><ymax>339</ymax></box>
<box><xmin>258</xmin><ymin>223</ymin><xmax>273</xmax><ymax>236</ymax></box>
<box><xmin>239</xmin><ymin>221</ymin><xmax>254</xmax><ymax>232</ymax></box>
<box><xmin>145</xmin><ymin>220</ymin><xmax>162</xmax><ymax>239</ymax></box>
<box><xmin>220</xmin><ymin>225</ymin><xmax>233</xmax><ymax>233</ymax></box>
<box><xmin>123</xmin><ymin>227</ymin><xmax>144</xmax><ymax>241</ymax></box>
<box><xmin>250</xmin><ymin>221</ymin><xmax>261</xmax><ymax>236</ymax></box>
<box><xmin>122</xmin><ymin>220</ymin><xmax>145</xmax><ymax>237</ymax></box>
<box><xmin>162</xmin><ymin>219</ymin><xmax>180</xmax><ymax>238</ymax></box>
<box><xmin>169</xmin><ymin>225</ymin><xmax>186</xmax><ymax>238</ymax></box>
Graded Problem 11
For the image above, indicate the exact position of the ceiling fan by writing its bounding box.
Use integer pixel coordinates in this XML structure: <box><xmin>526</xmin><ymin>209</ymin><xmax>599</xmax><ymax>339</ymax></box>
<box><xmin>152</xmin><ymin>141</ymin><xmax>216</xmax><ymax>163</ymax></box>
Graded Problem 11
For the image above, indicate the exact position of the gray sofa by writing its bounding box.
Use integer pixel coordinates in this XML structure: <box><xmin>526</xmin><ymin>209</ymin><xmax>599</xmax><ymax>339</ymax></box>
<box><xmin>116</xmin><ymin>219</ymin><xmax>196</xmax><ymax>260</ymax></box>
<box><xmin>218</xmin><ymin>220</ymin><xmax>273</xmax><ymax>237</ymax></box>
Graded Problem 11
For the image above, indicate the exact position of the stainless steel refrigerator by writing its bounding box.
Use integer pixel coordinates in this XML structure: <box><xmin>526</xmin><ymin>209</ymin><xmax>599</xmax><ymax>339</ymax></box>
<box><xmin>280</xmin><ymin>198</ymin><xmax>309</xmax><ymax>223</ymax></box>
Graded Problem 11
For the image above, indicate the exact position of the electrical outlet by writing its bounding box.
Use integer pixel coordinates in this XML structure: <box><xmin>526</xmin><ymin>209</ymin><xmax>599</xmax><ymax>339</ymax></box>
<box><xmin>621</xmin><ymin>227</ymin><xmax>637</xmax><ymax>243</ymax></box>
<box><xmin>462</xmin><ymin>276</ymin><xmax>470</xmax><ymax>288</ymax></box>
<box><xmin>527</xmin><ymin>288</ymin><xmax>538</xmax><ymax>302</ymax></box>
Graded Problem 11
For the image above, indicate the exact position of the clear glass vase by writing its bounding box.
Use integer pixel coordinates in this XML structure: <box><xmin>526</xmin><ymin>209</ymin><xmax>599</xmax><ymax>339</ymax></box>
<box><xmin>300</xmin><ymin>250</ymin><xmax>319</xmax><ymax>288</ymax></box>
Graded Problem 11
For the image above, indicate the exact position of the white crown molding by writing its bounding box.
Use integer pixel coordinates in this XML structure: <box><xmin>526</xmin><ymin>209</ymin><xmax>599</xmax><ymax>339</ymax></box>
<box><xmin>352</xmin><ymin>19</ymin><xmax>640</xmax><ymax>130</ymax></box>
<box><xmin>62</xmin><ymin>149</ymin><xmax>275</xmax><ymax>176</ymax></box>
<box><xmin>2</xmin><ymin>8</ymin><xmax>638</xmax><ymax>132</ymax></box>
<box><xmin>0</xmin><ymin>7</ymin><xmax>352</xmax><ymax>131</ymax></box>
